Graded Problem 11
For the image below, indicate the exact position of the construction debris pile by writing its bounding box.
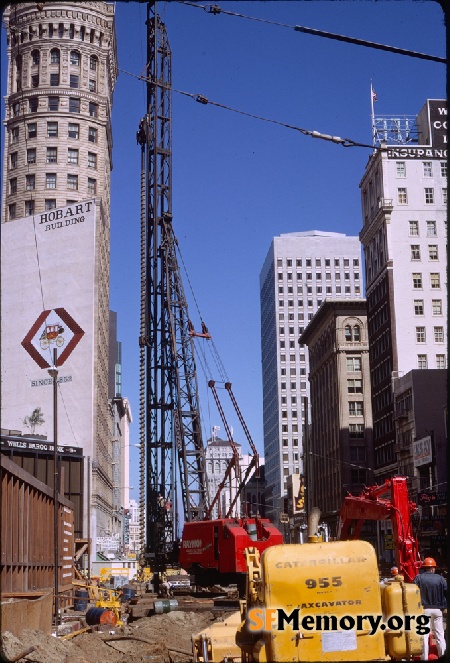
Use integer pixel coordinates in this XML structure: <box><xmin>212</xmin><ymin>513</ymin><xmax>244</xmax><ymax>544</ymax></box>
<box><xmin>1</xmin><ymin>610</ymin><xmax>216</xmax><ymax>663</ymax></box>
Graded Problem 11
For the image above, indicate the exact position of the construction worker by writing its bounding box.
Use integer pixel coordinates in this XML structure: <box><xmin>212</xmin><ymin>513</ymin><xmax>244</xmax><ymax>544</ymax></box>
<box><xmin>390</xmin><ymin>566</ymin><xmax>399</xmax><ymax>577</ymax></box>
<box><xmin>414</xmin><ymin>557</ymin><xmax>447</xmax><ymax>659</ymax></box>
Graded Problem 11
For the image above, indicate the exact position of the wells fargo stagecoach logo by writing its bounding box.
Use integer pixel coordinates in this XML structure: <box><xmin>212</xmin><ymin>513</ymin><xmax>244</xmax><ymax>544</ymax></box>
<box><xmin>22</xmin><ymin>308</ymin><xmax>85</xmax><ymax>368</ymax></box>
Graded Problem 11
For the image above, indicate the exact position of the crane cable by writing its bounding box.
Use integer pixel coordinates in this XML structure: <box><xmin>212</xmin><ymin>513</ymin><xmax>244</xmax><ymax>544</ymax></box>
<box><xmin>176</xmin><ymin>1</ymin><xmax>446</xmax><ymax>65</ymax></box>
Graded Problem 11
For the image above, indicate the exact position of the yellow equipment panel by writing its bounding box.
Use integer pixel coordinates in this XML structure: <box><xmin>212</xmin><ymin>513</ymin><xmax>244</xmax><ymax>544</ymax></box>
<box><xmin>242</xmin><ymin>540</ymin><xmax>388</xmax><ymax>662</ymax></box>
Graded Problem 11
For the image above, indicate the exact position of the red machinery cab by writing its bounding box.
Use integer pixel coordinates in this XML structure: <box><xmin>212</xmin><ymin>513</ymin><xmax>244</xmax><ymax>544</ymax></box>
<box><xmin>180</xmin><ymin>517</ymin><xmax>283</xmax><ymax>592</ymax></box>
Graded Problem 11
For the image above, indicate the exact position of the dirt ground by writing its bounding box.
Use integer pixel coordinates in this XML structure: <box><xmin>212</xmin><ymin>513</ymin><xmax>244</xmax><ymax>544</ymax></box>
<box><xmin>0</xmin><ymin>610</ymin><xmax>216</xmax><ymax>663</ymax></box>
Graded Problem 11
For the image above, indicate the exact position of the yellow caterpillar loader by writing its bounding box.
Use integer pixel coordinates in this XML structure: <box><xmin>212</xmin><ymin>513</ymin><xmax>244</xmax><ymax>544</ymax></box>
<box><xmin>192</xmin><ymin>508</ymin><xmax>425</xmax><ymax>662</ymax></box>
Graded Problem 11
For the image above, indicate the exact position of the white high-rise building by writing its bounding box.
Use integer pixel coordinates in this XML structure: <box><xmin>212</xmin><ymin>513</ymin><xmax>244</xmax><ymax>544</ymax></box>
<box><xmin>260</xmin><ymin>231</ymin><xmax>362</xmax><ymax>527</ymax></box>
<box><xmin>359</xmin><ymin>99</ymin><xmax>447</xmax><ymax>481</ymax></box>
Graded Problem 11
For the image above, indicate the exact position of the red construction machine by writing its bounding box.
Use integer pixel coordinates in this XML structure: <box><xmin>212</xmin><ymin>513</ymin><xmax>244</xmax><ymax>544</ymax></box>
<box><xmin>337</xmin><ymin>476</ymin><xmax>422</xmax><ymax>582</ymax></box>
<box><xmin>179</xmin><ymin>381</ymin><xmax>283</xmax><ymax>593</ymax></box>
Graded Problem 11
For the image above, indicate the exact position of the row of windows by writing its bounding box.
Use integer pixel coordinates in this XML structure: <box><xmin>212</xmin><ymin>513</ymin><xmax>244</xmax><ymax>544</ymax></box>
<box><xmin>277</xmin><ymin>258</ymin><xmax>359</xmax><ymax>268</ymax></box>
<box><xmin>397</xmin><ymin>187</ymin><xmax>447</xmax><ymax>205</ymax></box>
<box><xmin>412</xmin><ymin>272</ymin><xmax>441</xmax><ymax>289</ymax></box>
<box><xmin>9</xmin><ymin>198</ymin><xmax>82</xmax><ymax>219</ymax></box>
<box><xmin>418</xmin><ymin>354</ymin><xmax>446</xmax><ymax>369</ymax></box>
<box><xmin>10</xmin><ymin>147</ymin><xmax>97</xmax><ymax>173</ymax></box>
<box><xmin>278</xmin><ymin>286</ymin><xmax>360</xmax><ymax>301</ymax></box>
<box><xmin>28</xmin><ymin>73</ymin><xmax>97</xmax><ymax>92</ymax></box>
<box><xmin>11</xmin><ymin>22</ymin><xmax>104</xmax><ymax>46</ymax></box>
<box><xmin>12</xmin><ymin>97</ymin><xmax>98</xmax><ymax>117</ymax></box>
<box><xmin>9</xmin><ymin>171</ymin><xmax>97</xmax><ymax>195</ymax></box>
<box><xmin>278</xmin><ymin>271</ymin><xmax>360</xmax><ymax>282</ymax></box>
<box><xmin>11</xmin><ymin>122</ymin><xmax>97</xmax><ymax>146</ymax></box>
<box><xmin>31</xmin><ymin>48</ymin><xmax>98</xmax><ymax>69</ymax></box>
<box><xmin>408</xmin><ymin>220</ymin><xmax>438</xmax><ymax>237</ymax></box>
<box><xmin>396</xmin><ymin>160</ymin><xmax>447</xmax><ymax>179</ymax></box>
<box><xmin>415</xmin><ymin>326</ymin><xmax>445</xmax><ymax>343</ymax></box>
<box><xmin>413</xmin><ymin>299</ymin><xmax>443</xmax><ymax>316</ymax></box>
<box><xmin>410</xmin><ymin>244</ymin><xmax>440</xmax><ymax>261</ymax></box>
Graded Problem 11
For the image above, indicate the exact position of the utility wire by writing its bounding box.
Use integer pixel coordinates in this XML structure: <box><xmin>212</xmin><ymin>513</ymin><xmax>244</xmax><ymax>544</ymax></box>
<box><xmin>119</xmin><ymin>66</ymin><xmax>375</xmax><ymax>149</ymax></box>
<box><xmin>176</xmin><ymin>1</ymin><xmax>446</xmax><ymax>65</ymax></box>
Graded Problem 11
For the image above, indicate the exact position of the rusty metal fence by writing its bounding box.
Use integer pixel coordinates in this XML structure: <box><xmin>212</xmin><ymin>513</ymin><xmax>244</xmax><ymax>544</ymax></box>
<box><xmin>1</xmin><ymin>455</ymin><xmax>74</xmax><ymax>594</ymax></box>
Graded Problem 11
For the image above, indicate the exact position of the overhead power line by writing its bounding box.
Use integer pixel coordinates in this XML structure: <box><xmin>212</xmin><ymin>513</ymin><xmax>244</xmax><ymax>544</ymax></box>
<box><xmin>176</xmin><ymin>1</ymin><xmax>446</xmax><ymax>65</ymax></box>
<box><xmin>120</xmin><ymin>66</ymin><xmax>374</xmax><ymax>149</ymax></box>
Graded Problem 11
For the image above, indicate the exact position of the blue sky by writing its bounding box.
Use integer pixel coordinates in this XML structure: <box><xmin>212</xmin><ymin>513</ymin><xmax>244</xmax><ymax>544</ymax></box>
<box><xmin>2</xmin><ymin>2</ymin><xmax>446</xmax><ymax>501</ymax></box>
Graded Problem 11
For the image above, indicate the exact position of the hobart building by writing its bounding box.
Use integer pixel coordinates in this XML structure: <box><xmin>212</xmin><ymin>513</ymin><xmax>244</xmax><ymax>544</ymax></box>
<box><xmin>1</xmin><ymin>2</ymin><xmax>118</xmax><ymax>567</ymax></box>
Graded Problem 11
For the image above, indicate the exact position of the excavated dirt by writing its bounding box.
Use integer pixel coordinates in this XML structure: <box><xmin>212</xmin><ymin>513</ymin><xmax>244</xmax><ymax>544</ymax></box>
<box><xmin>0</xmin><ymin>610</ymin><xmax>216</xmax><ymax>663</ymax></box>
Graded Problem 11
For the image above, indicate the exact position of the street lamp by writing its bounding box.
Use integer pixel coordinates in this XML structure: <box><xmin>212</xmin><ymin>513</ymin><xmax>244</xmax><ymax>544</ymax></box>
<box><xmin>47</xmin><ymin>348</ymin><xmax>59</xmax><ymax>630</ymax></box>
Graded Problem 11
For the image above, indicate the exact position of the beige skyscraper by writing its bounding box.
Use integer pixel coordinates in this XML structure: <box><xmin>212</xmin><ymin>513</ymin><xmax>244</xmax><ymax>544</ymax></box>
<box><xmin>1</xmin><ymin>3</ymin><xmax>118</xmax><ymax>565</ymax></box>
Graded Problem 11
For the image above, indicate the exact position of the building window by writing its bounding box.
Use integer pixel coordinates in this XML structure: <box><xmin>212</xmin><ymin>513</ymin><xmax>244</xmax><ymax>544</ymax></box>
<box><xmin>349</xmin><ymin>402</ymin><xmax>363</xmax><ymax>416</ymax></box>
<box><xmin>348</xmin><ymin>379</ymin><xmax>363</xmax><ymax>394</ymax></box>
<box><xmin>350</xmin><ymin>446</ymin><xmax>366</xmax><ymax>462</ymax></box>
<box><xmin>70</xmin><ymin>74</ymin><xmax>79</xmax><ymax>88</ymax></box>
<box><xmin>434</xmin><ymin>327</ymin><xmax>444</xmax><ymax>343</ymax></box>
<box><xmin>88</xmin><ymin>126</ymin><xmax>98</xmax><ymax>143</ymax></box>
<box><xmin>26</xmin><ymin>174</ymin><xmax>35</xmax><ymax>190</ymax></box>
<box><xmin>347</xmin><ymin>357</ymin><xmax>361</xmax><ymax>372</ymax></box>
<box><xmin>46</xmin><ymin>173</ymin><xmax>57</xmax><ymax>189</ymax></box>
<box><xmin>28</xmin><ymin>123</ymin><xmax>37</xmax><ymax>138</ymax></box>
<box><xmin>47</xmin><ymin>121</ymin><xmax>58</xmax><ymax>137</ymax></box>
<box><xmin>50</xmin><ymin>48</ymin><xmax>60</xmax><ymax>64</ymax></box>
<box><xmin>412</xmin><ymin>273</ymin><xmax>422</xmax><ymax>289</ymax></box>
<box><xmin>432</xmin><ymin>300</ymin><xmax>442</xmax><ymax>315</ymax></box>
<box><xmin>9</xmin><ymin>203</ymin><xmax>16</xmax><ymax>220</ymax></box>
<box><xmin>443</xmin><ymin>188</ymin><xmax>447</xmax><ymax>205</ymax></box>
<box><xmin>409</xmin><ymin>220</ymin><xmax>419</xmax><ymax>236</ymax></box>
<box><xmin>31</xmin><ymin>74</ymin><xmax>39</xmax><ymax>88</ymax></box>
<box><xmin>67</xmin><ymin>174</ymin><xmax>78</xmax><ymax>190</ymax></box>
<box><xmin>426</xmin><ymin>220</ymin><xmax>437</xmax><ymax>236</ymax></box>
<box><xmin>414</xmin><ymin>300</ymin><xmax>424</xmax><ymax>315</ymax></box>
<box><xmin>87</xmin><ymin>152</ymin><xmax>98</xmax><ymax>169</ymax></box>
<box><xmin>68</xmin><ymin>123</ymin><xmax>79</xmax><ymax>139</ymax></box>
<box><xmin>27</xmin><ymin>148</ymin><xmax>36</xmax><ymax>164</ymax></box>
<box><xmin>423</xmin><ymin>161</ymin><xmax>433</xmax><ymax>177</ymax></box>
<box><xmin>31</xmin><ymin>49</ymin><xmax>40</xmax><ymax>65</ymax></box>
<box><xmin>89</xmin><ymin>102</ymin><xmax>98</xmax><ymax>117</ymax></box>
<box><xmin>349</xmin><ymin>423</ymin><xmax>364</xmax><ymax>438</ymax></box>
<box><xmin>11</xmin><ymin>127</ymin><xmax>19</xmax><ymax>143</ymax></box>
<box><xmin>50</xmin><ymin>73</ymin><xmax>60</xmax><ymax>86</ymax></box>
<box><xmin>430</xmin><ymin>273</ymin><xmax>440</xmax><ymax>289</ymax></box>
<box><xmin>436</xmin><ymin>355</ymin><xmax>446</xmax><ymax>369</ymax></box>
<box><xmin>89</xmin><ymin>79</ymin><xmax>96</xmax><ymax>92</ymax></box>
<box><xmin>28</xmin><ymin>97</ymin><xmax>38</xmax><ymax>113</ymax></box>
<box><xmin>10</xmin><ymin>152</ymin><xmax>18</xmax><ymax>169</ymax></box>
<box><xmin>69</xmin><ymin>98</ymin><xmax>80</xmax><ymax>113</ymax></box>
<box><xmin>397</xmin><ymin>188</ymin><xmax>408</xmax><ymax>204</ymax></box>
<box><xmin>396</xmin><ymin>161</ymin><xmax>406</xmax><ymax>177</ymax></box>
<box><xmin>351</xmin><ymin>469</ymin><xmax>367</xmax><ymax>485</ymax></box>
<box><xmin>410</xmin><ymin>245</ymin><xmax>420</xmax><ymax>260</ymax></box>
<box><xmin>45</xmin><ymin>199</ymin><xmax>56</xmax><ymax>210</ymax></box>
<box><xmin>416</xmin><ymin>327</ymin><xmax>426</xmax><ymax>343</ymax></box>
<box><xmin>417</xmin><ymin>354</ymin><xmax>428</xmax><ymax>369</ymax></box>
<box><xmin>90</xmin><ymin>55</ymin><xmax>98</xmax><ymax>70</ymax></box>
<box><xmin>46</xmin><ymin>147</ymin><xmax>57</xmax><ymax>163</ymax></box>
<box><xmin>9</xmin><ymin>177</ymin><xmax>17</xmax><ymax>194</ymax></box>
<box><xmin>48</xmin><ymin>96</ymin><xmax>59</xmax><ymax>111</ymax></box>
<box><xmin>428</xmin><ymin>245</ymin><xmax>438</xmax><ymax>261</ymax></box>
<box><xmin>440</xmin><ymin>161</ymin><xmax>447</xmax><ymax>178</ymax></box>
<box><xmin>70</xmin><ymin>50</ymin><xmax>81</xmax><ymax>66</ymax></box>
<box><xmin>64</xmin><ymin>150</ymin><xmax>78</xmax><ymax>168</ymax></box>
<box><xmin>424</xmin><ymin>188</ymin><xmax>434</xmax><ymax>204</ymax></box>
<box><xmin>25</xmin><ymin>200</ymin><xmax>35</xmax><ymax>216</ymax></box>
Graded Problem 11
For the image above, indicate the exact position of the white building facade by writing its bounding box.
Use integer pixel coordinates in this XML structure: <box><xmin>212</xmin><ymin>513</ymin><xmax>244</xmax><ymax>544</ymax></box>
<box><xmin>359</xmin><ymin>99</ymin><xmax>447</xmax><ymax>480</ymax></box>
<box><xmin>260</xmin><ymin>231</ymin><xmax>362</xmax><ymax>526</ymax></box>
